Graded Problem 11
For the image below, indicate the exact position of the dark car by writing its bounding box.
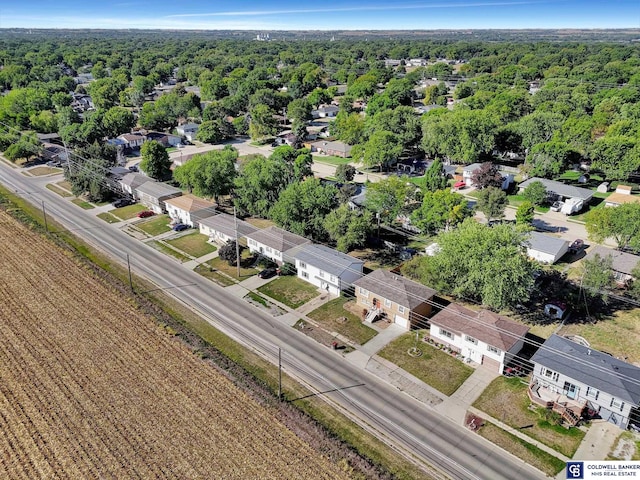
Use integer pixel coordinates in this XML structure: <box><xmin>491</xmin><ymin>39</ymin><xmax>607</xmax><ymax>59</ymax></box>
<box><xmin>137</xmin><ymin>210</ymin><xmax>155</xmax><ymax>218</ymax></box>
<box><xmin>258</xmin><ymin>267</ymin><xmax>277</xmax><ymax>279</ymax></box>
<box><xmin>569</xmin><ymin>239</ymin><xmax>585</xmax><ymax>254</ymax></box>
<box><xmin>128</xmin><ymin>164</ymin><xmax>139</xmax><ymax>172</ymax></box>
<box><xmin>172</xmin><ymin>223</ymin><xmax>189</xmax><ymax>231</ymax></box>
<box><xmin>112</xmin><ymin>198</ymin><xmax>133</xmax><ymax>208</ymax></box>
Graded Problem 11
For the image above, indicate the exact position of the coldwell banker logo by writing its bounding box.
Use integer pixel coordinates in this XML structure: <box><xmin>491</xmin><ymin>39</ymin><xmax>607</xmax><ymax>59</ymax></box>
<box><xmin>566</xmin><ymin>462</ymin><xmax>584</xmax><ymax>479</ymax></box>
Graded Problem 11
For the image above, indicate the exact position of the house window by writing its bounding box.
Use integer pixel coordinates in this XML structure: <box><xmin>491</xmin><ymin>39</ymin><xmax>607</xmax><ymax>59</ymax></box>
<box><xmin>439</xmin><ymin>328</ymin><xmax>453</xmax><ymax>340</ymax></box>
<box><xmin>384</xmin><ymin>299</ymin><xmax>392</xmax><ymax>308</ymax></box>
<box><xmin>487</xmin><ymin>345</ymin><xmax>500</xmax><ymax>355</ymax></box>
<box><xmin>586</xmin><ymin>387</ymin><xmax>600</xmax><ymax>400</ymax></box>
<box><xmin>359</xmin><ymin>287</ymin><xmax>369</xmax><ymax>298</ymax></box>
<box><xmin>398</xmin><ymin>305</ymin><xmax>405</xmax><ymax>314</ymax></box>
<box><xmin>299</xmin><ymin>262</ymin><xmax>306</xmax><ymax>269</ymax></box>
<box><xmin>319</xmin><ymin>271</ymin><xmax>324</xmax><ymax>278</ymax></box>
<box><xmin>266</xmin><ymin>247</ymin><xmax>272</xmax><ymax>253</ymax></box>
<box><xmin>610</xmin><ymin>398</ymin><xmax>624</xmax><ymax>412</ymax></box>
<box><xmin>330</xmin><ymin>275</ymin><xmax>336</xmax><ymax>282</ymax></box>
<box><xmin>465</xmin><ymin>335</ymin><xmax>478</xmax><ymax>345</ymax></box>
<box><xmin>301</xmin><ymin>271</ymin><xmax>309</xmax><ymax>279</ymax></box>
<box><xmin>544</xmin><ymin>368</ymin><xmax>559</xmax><ymax>382</ymax></box>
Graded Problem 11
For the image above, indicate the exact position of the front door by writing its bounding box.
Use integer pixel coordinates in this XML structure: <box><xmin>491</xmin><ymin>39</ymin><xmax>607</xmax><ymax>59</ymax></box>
<box><xmin>563</xmin><ymin>381</ymin><xmax>578</xmax><ymax>400</ymax></box>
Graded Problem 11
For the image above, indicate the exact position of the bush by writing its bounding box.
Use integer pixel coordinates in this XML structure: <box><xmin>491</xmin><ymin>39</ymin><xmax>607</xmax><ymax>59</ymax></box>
<box><xmin>280</xmin><ymin>262</ymin><xmax>297</xmax><ymax>275</ymax></box>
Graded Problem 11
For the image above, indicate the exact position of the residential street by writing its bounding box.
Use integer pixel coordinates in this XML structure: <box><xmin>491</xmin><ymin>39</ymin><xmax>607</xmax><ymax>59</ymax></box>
<box><xmin>0</xmin><ymin>161</ymin><xmax>547</xmax><ymax>480</ymax></box>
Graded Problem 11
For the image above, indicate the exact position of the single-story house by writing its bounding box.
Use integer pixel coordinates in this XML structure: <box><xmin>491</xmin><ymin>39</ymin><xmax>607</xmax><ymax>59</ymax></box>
<box><xmin>353</xmin><ymin>269</ymin><xmax>436</xmax><ymax>329</ymax></box>
<box><xmin>120</xmin><ymin>173</ymin><xmax>150</xmax><ymax>199</ymax></box>
<box><xmin>134</xmin><ymin>182</ymin><xmax>182</xmax><ymax>214</ymax></box>
<box><xmin>347</xmin><ymin>186</ymin><xmax>367</xmax><ymax>210</ymax></box>
<box><xmin>518</xmin><ymin>177</ymin><xmax>594</xmax><ymax>203</ymax></box>
<box><xmin>584</xmin><ymin>246</ymin><xmax>640</xmax><ymax>286</ymax></box>
<box><xmin>384</xmin><ymin>59</ymin><xmax>402</xmax><ymax>68</ymax></box>
<box><xmin>292</xmin><ymin>244</ymin><xmax>364</xmax><ymax>295</ymax></box>
<box><xmin>529</xmin><ymin>334</ymin><xmax>640</xmax><ymax>429</ymax></box>
<box><xmin>176</xmin><ymin>123</ymin><xmax>200</xmax><ymax>142</ymax></box>
<box><xmin>525</xmin><ymin>231</ymin><xmax>569</xmax><ymax>264</ymax></box>
<box><xmin>164</xmin><ymin>194</ymin><xmax>216</xmax><ymax>227</ymax></box>
<box><xmin>605</xmin><ymin>185</ymin><xmax>640</xmax><ymax>207</ymax></box>
<box><xmin>312</xmin><ymin>104</ymin><xmax>339</xmax><ymax>118</ymax></box>
<box><xmin>199</xmin><ymin>213</ymin><xmax>258</xmax><ymax>245</ymax></box>
<box><xmin>423</xmin><ymin>160</ymin><xmax>457</xmax><ymax>178</ymax></box>
<box><xmin>246</xmin><ymin>226</ymin><xmax>311</xmax><ymax>265</ymax></box>
<box><xmin>430</xmin><ymin>304</ymin><xmax>530</xmax><ymax>374</ymax></box>
<box><xmin>462</xmin><ymin>163</ymin><xmax>514</xmax><ymax>190</ymax></box>
<box><xmin>118</xmin><ymin>133</ymin><xmax>147</xmax><ymax>150</ymax></box>
<box><xmin>145</xmin><ymin>131</ymin><xmax>182</xmax><ymax>147</ymax></box>
<box><xmin>309</xmin><ymin>140</ymin><xmax>352</xmax><ymax>158</ymax></box>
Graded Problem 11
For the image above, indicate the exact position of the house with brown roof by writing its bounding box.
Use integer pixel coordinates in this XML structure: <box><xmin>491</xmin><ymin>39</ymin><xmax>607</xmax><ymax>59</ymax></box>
<box><xmin>309</xmin><ymin>140</ymin><xmax>352</xmax><ymax>158</ymax></box>
<box><xmin>429</xmin><ymin>304</ymin><xmax>530</xmax><ymax>374</ymax></box>
<box><xmin>604</xmin><ymin>185</ymin><xmax>640</xmax><ymax>207</ymax></box>
<box><xmin>164</xmin><ymin>194</ymin><xmax>216</xmax><ymax>227</ymax></box>
<box><xmin>245</xmin><ymin>226</ymin><xmax>311</xmax><ymax>265</ymax></box>
<box><xmin>353</xmin><ymin>270</ymin><xmax>436</xmax><ymax>329</ymax></box>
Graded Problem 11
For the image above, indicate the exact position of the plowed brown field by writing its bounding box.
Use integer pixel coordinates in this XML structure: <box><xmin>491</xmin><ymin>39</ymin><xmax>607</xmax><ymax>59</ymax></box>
<box><xmin>0</xmin><ymin>210</ymin><xmax>347</xmax><ymax>480</ymax></box>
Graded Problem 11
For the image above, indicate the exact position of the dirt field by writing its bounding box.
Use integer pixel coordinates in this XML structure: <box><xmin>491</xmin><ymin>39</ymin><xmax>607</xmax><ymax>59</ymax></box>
<box><xmin>0</xmin><ymin>210</ymin><xmax>348</xmax><ymax>480</ymax></box>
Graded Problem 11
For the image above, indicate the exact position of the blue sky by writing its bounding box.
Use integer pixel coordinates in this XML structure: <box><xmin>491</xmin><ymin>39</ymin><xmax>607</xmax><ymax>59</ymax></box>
<box><xmin>1</xmin><ymin>0</ymin><xmax>639</xmax><ymax>30</ymax></box>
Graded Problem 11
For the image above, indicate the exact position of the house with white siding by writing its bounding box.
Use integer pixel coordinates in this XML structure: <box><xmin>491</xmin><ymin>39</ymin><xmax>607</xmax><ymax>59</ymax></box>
<box><xmin>134</xmin><ymin>182</ymin><xmax>182</xmax><ymax>214</ymax></box>
<box><xmin>529</xmin><ymin>334</ymin><xmax>640</xmax><ymax>429</ymax></box>
<box><xmin>292</xmin><ymin>244</ymin><xmax>364</xmax><ymax>295</ymax></box>
<box><xmin>525</xmin><ymin>231</ymin><xmax>569</xmax><ymax>264</ymax></box>
<box><xmin>164</xmin><ymin>194</ymin><xmax>216</xmax><ymax>227</ymax></box>
<box><xmin>245</xmin><ymin>226</ymin><xmax>311</xmax><ymax>265</ymax></box>
<box><xmin>119</xmin><ymin>173</ymin><xmax>150</xmax><ymax>199</ymax></box>
<box><xmin>429</xmin><ymin>304</ymin><xmax>530</xmax><ymax>374</ymax></box>
<box><xmin>199</xmin><ymin>213</ymin><xmax>258</xmax><ymax>245</ymax></box>
<box><xmin>584</xmin><ymin>246</ymin><xmax>640</xmax><ymax>287</ymax></box>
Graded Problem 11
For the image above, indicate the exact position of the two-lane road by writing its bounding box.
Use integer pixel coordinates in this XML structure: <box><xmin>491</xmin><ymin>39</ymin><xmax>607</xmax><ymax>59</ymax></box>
<box><xmin>0</xmin><ymin>163</ymin><xmax>547</xmax><ymax>480</ymax></box>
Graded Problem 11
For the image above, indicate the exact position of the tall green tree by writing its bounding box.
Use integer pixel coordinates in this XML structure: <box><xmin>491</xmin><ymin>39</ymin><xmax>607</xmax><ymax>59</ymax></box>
<box><xmin>233</xmin><ymin>155</ymin><xmax>289</xmax><ymax>218</ymax></box>
<box><xmin>590</xmin><ymin>136</ymin><xmax>640</xmax><ymax>181</ymax></box>
<box><xmin>173</xmin><ymin>148</ymin><xmax>237</xmax><ymax>202</ymax></box>
<box><xmin>585</xmin><ymin>203</ymin><xmax>640</xmax><ymax>253</ymax></box>
<box><xmin>358</xmin><ymin>130</ymin><xmax>402</xmax><ymax>172</ymax></box>
<box><xmin>335</xmin><ymin>164</ymin><xmax>356</xmax><ymax>183</ymax></box>
<box><xmin>324</xmin><ymin>204</ymin><xmax>373</xmax><ymax>252</ymax></box>
<box><xmin>421</xmin><ymin>158</ymin><xmax>448</xmax><ymax>192</ymax></box>
<box><xmin>476</xmin><ymin>187</ymin><xmax>507</xmax><ymax>222</ymax></box>
<box><xmin>103</xmin><ymin>106</ymin><xmax>135</xmax><ymax>138</ymax></box>
<box><xmin>248</xmin><ymin>104</ymin><xmax>278</xmax><ymax>140</ymax></box>
<box><xmin>140</xmin><ymin>140</ymin><xmax>171</xmax><ymax>180</ymax></box>
<box><xmin>410</xmin><ymin>189</ymin><xmax>472</xmax><ymax>234</ymax></box>
<box><xmin>522</xmin><ymin>181</ymin><xmax>548</xmax><ymax>206</ymax></box>
<box><xmin>515</xmin><ymin>201</ymin><xmax>535</xmax><ymax>226</ymax></box>
<box><xmin>364</xmin><ymin>176</ymin><xmax>413</xmax><ymax>224</ymax></box>
<box><xmin>581</xmin><ymin>253</ymin><xmax>614</xmax><ymax>306</ymax></box>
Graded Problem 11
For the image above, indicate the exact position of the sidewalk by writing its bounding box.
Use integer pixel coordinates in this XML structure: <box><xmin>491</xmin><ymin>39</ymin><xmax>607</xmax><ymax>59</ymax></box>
<box><xmin>435</xmin><ymin>366</ymin><xmax>499</xmax><ymax>424</ymax></box>
<box><xmin>359</xmin><ymin>323</ymin><xmax>406</xmax><ymax>356</ymax></box>
<box><xmin>568</xmin><ymin>420</ymin><xmax>619</xmax><ymax>461</ymax></box>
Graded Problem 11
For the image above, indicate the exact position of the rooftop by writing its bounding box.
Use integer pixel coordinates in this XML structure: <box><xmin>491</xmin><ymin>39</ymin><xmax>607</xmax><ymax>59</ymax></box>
<box><xmin>353</xmin><ymin>269</ymin><xmax>436</xmax><ymax>310</ymax></box>
<box><xmin>134</xmin><ymin>181</ymin><xmax>182</xmax><ymax>198</ymax></box>
<box><xmin>293</xmin><ymin>244</ymin><xmax>364</xmax><ymax>277</ymax></box>
<box><xmin>605</xmin><ymin>192</ymin><xmax>640</xmax><ymax>206</ymax></box>
<box><xmin>526</xmin><ymin>231</ymin><xmax>569</xmax><ymax>255</ymax></box>
<box><xmin>246</xmin><ymin>226</ymin><xmax>310</xmax><ymax>253</ymax></box>
<box><xmin>199</xmin><ymin>213</ymin><xmax>258</xmax><ymax>239</ymax></box>
<box><xmin>585</xmin><ymin>246</ymin><xmax>640</xmax><ymax>276</ymax></box>
<box><xmin>164</xmin><ymin>193</ymin><xmax>215</xmax><ymax>213</ymax></box>
<box><xmin>519</xmin><ymin>177</ymin><xmax>594</xmax><ymax>202</ymax></box>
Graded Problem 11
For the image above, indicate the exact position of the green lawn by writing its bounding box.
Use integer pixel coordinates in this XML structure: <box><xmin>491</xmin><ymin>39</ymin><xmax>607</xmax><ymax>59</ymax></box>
<box><xmin>258</xmin><ymin>275</ymin><xmax>320</xmax><ymax>309</ymax></box>
<box><xmin>149</xmin><ymin>241</ymin><xmax>191</xmax><ymax>262</ymax></box>
<box><xmin>166</xmin><ymin>232</ymin><xmax>217</xmax><ymax>258</ymax></box>
<box><xmin>378</xmin><ymin>331</ymin><xmax>474</xmax><ymax>396</ymax></box>
<box><xmin>28</xmin><ymin>166</ymin><xmax>62</xmax><ymax>176</ymax></box>
<box><xmin>136</xmin><ymin>215</ymin><xmax>171</xmax><ymax>236</ymax></box>
<box><xmin>312</xmin><ymin>155</ymin><xmax>352</xmax><ymax>166</ymax></box>
<box><xmin>477</xmin><ymin>422</ymin><xmax>566</xmax><ymax>476</ymax></box>
<box><xmin>71</xmin><ymin>198</ymin><xmax>95</xmax><ymax>210</ymax></box>
<box><xmin>111</xmin><ymin>203</ymin><xmax>146</xmax><ymax>220</ymax></box>
<box><xmin>194</xmin><ymin>262</ymin><xmax>237</xmax><ymax>286</ymax></box>
<box><xmin>307</xmin><ymin>296</ymin><xmax>377</xmax><ymax>345</ymax></box>
<box><xmin>97</xmin><ymin>212</ymin><xmax>121</xmax><ymax>224</ymax></box>
<box><xmin>506</xmin><ymin>194</ymin><xmax>549</xmax><ymax>213</ymax></box>
<box><xmin>473</xmin><ymin>376</ymin><xmax>585</xmax><ymax>457</ymax></box>
<box><xmin>46</xmin><ymin>184</ymin><xmax>73</xmax><ymax>197</ymax></box>
<box><xmin>207</xmin><ymin>250</ymin><xmax>257</xmax><ymax>281</ymax></box>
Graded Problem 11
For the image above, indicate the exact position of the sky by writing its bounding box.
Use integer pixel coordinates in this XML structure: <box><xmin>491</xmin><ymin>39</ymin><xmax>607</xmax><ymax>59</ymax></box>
<box><xmin>1</xmin><ymin>0</ymin><xmax>639</xmax><ymax>30</ymax></box>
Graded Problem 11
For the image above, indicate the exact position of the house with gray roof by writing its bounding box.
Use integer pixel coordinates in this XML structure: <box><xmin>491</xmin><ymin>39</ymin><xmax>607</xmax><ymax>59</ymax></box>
<box><xmin>518</xmin><ymin>177</ymin><xmax>595</xmax><ymax>203</ymax></box>
<box><xmin>353</xmin><ymin>270</ymin><xmax>436</xmax><ymax>329</ymax></box>
<box><xmin>585</xmin><ymin>246</ymin><xmax>640</xmax><ymax>286</ymax></box>
<box><xmin>120</xmin><ymin>173</ymin><xmax>151</xmax><ymax>198</ymax></box>
<box><xmin>525</xmin><ymin>231</ymin><xmax>569</xmax><ymax>264</ymax></box>
<box><xmin>309</xmin><ymin>140</ymin><xmax>352</xmax><ymax>158</ymax></box>
<box><xmin>199</xmin><ymin>213</ymin><xmax>258</xmax><ymax>245</ymax></box>
<box><xmin>245</xmin><ymin>226</ymin><xmax>311</xmax><ymax>265</ymax></box>
<box><xmin>293</xmin><ymin>244</ymin><xmax>364</xmax><ymax>295</ymax></box>
<box><xmin>134</xmin><ymin>182</ymin><xmax>182</xmax><ymax>214</ymax></box>
<box><xmin>529</xmin><ymin>334</ymin><xmax>640</xmax><ymax>429</ymax></box>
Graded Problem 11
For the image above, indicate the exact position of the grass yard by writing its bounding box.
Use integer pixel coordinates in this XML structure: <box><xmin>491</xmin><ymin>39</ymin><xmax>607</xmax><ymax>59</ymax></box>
<box><xmin>166</xmin><ymin>232</ymin><xmax>217</xmax><ymax>258</ymax></box>
<box><xmin>506</xmin><ymin>194</ymin><xmax>549</xmax><ymax>213</ymax></box>
<box><xmin>207</xmin><ymin>251</ymin><xmax>257</xmax><ymax>281</ymax></box>
<box><xmin>136</xmin><ymin>215</ymin><xmax>171</xmax><ymax>236</ymax></box>
<box><xmin>378</xmin><ymin>331</ymin><xmax>474</xmax><ymax>396</ymax></box>
<box><xmin>558</xmin><ymin>307</ymin><xmax>640</xmax><ymax>364</ymax></box>
<box><xmin>149</xmin><ymin>241</ymin><xmax>191</xmax><ymax>262</ymax></box>
<box><xmin>194</xmin><ymin>262</ymin><xmax>237</xmax><ymax>286</ymax></box>
<box><xmin>28</xmin><ymin>166</ymin><xmax>62</xmax><ymax>176</ymax></box>
<box><xmin>312</xmin><ymin>155</ymin><xmax>352</xmax><ymax>166</ymax></box>
<box><xmin>97</xmin><ymin>212</ymin><xmax>121</xmax><ymax>224</ymax></box>
<box><xmin>46</xmin><ymin>184</ymin><xmax>73</xmax><ymax>197</ymax></box>
<box><xmin>477</xmin><ymin>422</ymin><xmax>566</xmax><ymax>476</ymax></box>
<box><xmin>307</xmin><ymin>297</ymin><xmax>377</xmax><ymax>345</ymax></box>
<box><xmin>111</xmin><ymin>203</ymin><xmax>146</xmax><ymax>220</ymax></box>
<box><xmin>473</xmin><ymin>376</ymin><xmax>585</xmax><ymax>457</ymax></box>
<box><xmin>71</xmin><ymin>198</ymin><xmax>95</xmax><ymax>210</ymax></box>
<box><xmin>258</xmin><ymin>275</ymin><xmax>320</xmax><ymax>309</ymax></box>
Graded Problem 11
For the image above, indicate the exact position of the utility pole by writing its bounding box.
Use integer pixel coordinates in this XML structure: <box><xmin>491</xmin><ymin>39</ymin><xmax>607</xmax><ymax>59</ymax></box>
<box><xmin>278</xmin><ymin>347</ymin><xmax>282</xmax><ymax>401</ymax></box>
<box><xmin>233</xmin><ymin>206</ymin><xmax>241</xmax><ymax>278</ymax></box>
<box><xmin>126</xmin><ymin>253</ymin><xmax>134</xmax><ymax>293</ymax></box>
<box><xmin>41</xmin><ymin>201</ymin><xmax>48</xmax><ymax>233</ymax></box>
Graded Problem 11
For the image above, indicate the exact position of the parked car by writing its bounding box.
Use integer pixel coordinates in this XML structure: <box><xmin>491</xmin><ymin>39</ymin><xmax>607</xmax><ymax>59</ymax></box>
<box><xmin>550</xmin><ymin>201</ymin><xmax>563</xmax><ymax>212</ymax></box>
<box><xmin>46</xmin><ymin>160</ymin><xmax>62</xmax><ymax>167</ymax></box>
<box><xmin>128</xmin><ymin>164</ymin><xmax>139</xmax><ymax>172</ymax></box>
<box><xmin>569</xmin><ymin>239</ymin><xmax>585</xmax><ymax>254</ymax></box>
<box><xmin>137</xmin><ymin>210</ymin><xmax>155</xmax><ymax>218</ymax></box>
<box><xmin>112</xmin><ymin>198</ymin><xmax>133</xmax><ymax>208</ymax></box>
<box><xmin>257</xmin><ymin>267</ymin><xmax>277</xmax><ymax>279</ymax></box>
<box><xmin>172</xmin><ymin>223</ymin><xmax>189</xmax><ymax>231</ymax></box>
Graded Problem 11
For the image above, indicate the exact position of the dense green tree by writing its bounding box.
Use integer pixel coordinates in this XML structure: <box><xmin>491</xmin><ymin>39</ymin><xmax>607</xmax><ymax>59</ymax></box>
<box><xmin>196</xmin><ymin>119</ymin><xmax>233</xmax><ymax>144</ymax></box>
<box><xmin>335</xmin><ymin>164</ymin><xmax>356</xmax><ymax>183</ymax></box>
<box><xmin>270</xmin><ymin>178</ymin><xmax>338</xmax><ymax>241</ymax></box>
<box><xmin>29</xmin><ymin>110</ymin><xmax>57</xmax><ymax>133</ymax></box>
<box><xmin>173</xmin><ymin>148</ymin><xmax>237</xmax><ymax>202</ymax></box>
<box><xmin>581</xmin><ymin>252</ymin><xmax>614</xmax><ymax>306</ymax></box>
<box><xmin>590</xmin><ymin>136</ymin><xmax>640</xmax><ymax>181</ymax></box>
<box><xmin>366</xmin><ymin>106</ymin><xmax>422</xmax><ymax>152</ymax></box>
<box><xmin>585</xmin><ymin>203</ymin><xmax>640</xmax><ymax>253</ymax></box>
<box><xmin>4</xmin><ymin>132</ymin><xmax>42</xmax><ymax>163</ymax></box>
<box><xmin>307</xmin><ymin>88</ymin><xmax>332</xmax><ymax>108</ymax></box>
<box><xmin>331</xmin><ymin>111</ymin><xmax>365</xmax><ymax>145</ymax></box>
<box><xmin>248</xmin><ymin>104</ymin><xmax>278</xmax><ymax>140</ymax></box>
<box><xmin>420</xmin><ymin>158</ymin><xmax>448</xmax><ymax>192</ymax></box>
<box><xmin>233</xmin><ymin>155</ymin><xmax>289</xmax><ymax>217</ymax></box>
<box><xmin>324</xmin><ymin>204</ymin><xmax>373</xmax><ymax>252</ymax></box>
<box><xmin>140</xmin><ymin>140</ymin><xmax>171</xmax><ymax>180</ymax></box>
<box><xmin>522</xmin><ymin>180</ymin><xmax>548</xmax><ymax>206</ymax></box>
<box><xmin>357</xmin><ymin>130</ymin><xmax>402</xmax><ymax>172</ymax></box>
<box><xmin>102</xmin><ymin>106</ymin><xmax>135</xmax><ymax>138</ymax></box>
<box><xmin>476</xmin><ymin>187</ymin><xmax>508</xmax><ymax>222</ymax></box>
<box><xmin>363</xmin><ymin>176</ymin><xmax>413</xmax><ymax>224</ymax></box>
<box><xmin>515</xmin><ymin>201</ymin><xmax>535</xmax><ymax>226</ymax></box>
<box><xmin>410</xmin><ymin>189</ymin><xmax>472</xmax><ymax>234</ymax></box>
<box><xmin>526</xmin><ymin>141</ymin><xmax>579</xmax><ymax>179</ymax></box>
<box><xmin>64</xmin><ymin>142</ymin><xmax>117</xmax><ymax>202</ymax></box>
<box><xmin>402</xmin><ymin>220</ymin><xmax>535</xmax><ymax>310</ymax></box>
<box><xmin>515</xmin><ymin>111</ymin><xmax>564</xmax><ymax>152</ymax></box>
<box><xmin>287</xmin><ymin>98</ymin><xmax>312</xmax><ymax>125</ymax></box>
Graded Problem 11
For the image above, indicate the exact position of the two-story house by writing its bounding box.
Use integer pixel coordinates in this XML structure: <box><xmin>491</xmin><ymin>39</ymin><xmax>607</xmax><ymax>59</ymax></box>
<box><xmin>134</xmin><ymin>182</ymin><xmax>182</xmax><ymax>214</ymax></box>
<box><xmin>292</xmin><ymin>244</ymin><xmax>364</xmax><ymax>295</ymax></box>
<box><xmin>245</xmin><ymin>226</ymin><xmax>310</xmax><ymax>265</ymax></box>
<box><xmin>199</xmin><ymin>213</ymin><xmax>258</xmax><ymax>245</ymax></box>
<box><xmin>529</xmin><ymin>334</ymin><xmax>640</xmax><ymax>429</ymax></box>
<box><xmin>430</xmin><ymin>304</ymin><xmax>530</xmax><ymax>374</ymax></box>
<box><xmin>164</xmin><ymin>194</ymin><xmax>216</xmax><ymax>228</ymax></box>
<box><xmin>353</xmin><ymin>269</ymin><xmax>436</xmax><ymax>329</ymax></box>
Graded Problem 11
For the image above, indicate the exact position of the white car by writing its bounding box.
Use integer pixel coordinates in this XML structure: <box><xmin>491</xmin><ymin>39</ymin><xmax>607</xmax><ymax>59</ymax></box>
<box><xmin>550</xmin><ymin>201</ymin><xmax>563</xmax><ymax>212</ymax></box>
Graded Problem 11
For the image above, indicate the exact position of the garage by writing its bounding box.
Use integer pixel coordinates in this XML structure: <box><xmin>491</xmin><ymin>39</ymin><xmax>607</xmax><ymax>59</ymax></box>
<box><xmin>394</xmin><ymin>314</ymin><xmax>410</xmax><ymax>329</ymax></box>
<box><xmin>481</xmin><ymin>355</ymin><xmax>502</xmax><ymax>372</ymax></box>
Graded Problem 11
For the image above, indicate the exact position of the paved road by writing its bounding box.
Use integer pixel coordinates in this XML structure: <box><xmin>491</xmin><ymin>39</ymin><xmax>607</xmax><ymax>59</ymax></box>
<box><xmin>0</xmin><ymin>163</ymin><xmax>547</xmax><ymax>480</ymax></box>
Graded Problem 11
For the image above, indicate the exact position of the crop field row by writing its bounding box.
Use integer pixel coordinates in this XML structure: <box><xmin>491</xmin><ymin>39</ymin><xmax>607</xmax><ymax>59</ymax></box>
<box><xmin>0</xmin><ymin>210</ymin><xmax>347</xmax><ymax>480</ymax></box>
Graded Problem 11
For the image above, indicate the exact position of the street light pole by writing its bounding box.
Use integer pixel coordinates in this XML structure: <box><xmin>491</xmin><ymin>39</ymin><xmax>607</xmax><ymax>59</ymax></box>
<box><xmin>233</xmin><ymin>206</ymin><xmax>241</xmax><ymax>278</ymax></box>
